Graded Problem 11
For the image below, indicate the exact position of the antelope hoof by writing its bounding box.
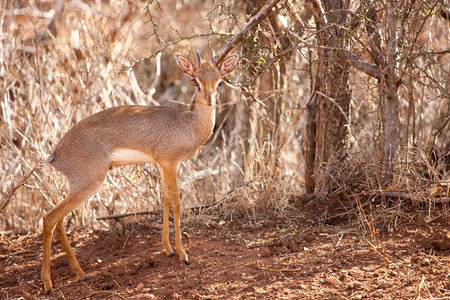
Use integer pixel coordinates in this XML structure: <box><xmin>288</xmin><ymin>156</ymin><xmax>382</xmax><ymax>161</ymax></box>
<box><xmin>46</xmin><ymin>289</ymin><xmax>55</xmax><ymax>295</ymax></box>
<box><xmin>182</xmin><ymin>259</ymin><xmax>190</xmax><ymax>265</ymax></box>
<box><xmin>82</xmin><ymin>276</ymin><xmax>91</xmax><ymax>281</ymax></box>
<box><xmin>169</xmin><ymin>251</ymin><xmax>177</xmax><ymax>257</ymax></box>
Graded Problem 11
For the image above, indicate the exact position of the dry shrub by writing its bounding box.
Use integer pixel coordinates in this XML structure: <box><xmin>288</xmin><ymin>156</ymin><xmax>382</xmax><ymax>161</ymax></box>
<box><xmin>315</xmin><ymin>145</ymin><xmax>449</xmax><ymax>238</ymax></box>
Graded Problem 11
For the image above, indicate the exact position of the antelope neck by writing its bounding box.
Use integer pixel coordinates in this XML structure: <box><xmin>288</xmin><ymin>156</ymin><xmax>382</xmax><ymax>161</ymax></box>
<box><xmin>192</xmin><ymin>93</ymin><xmax>216</xmax><ymax>145</ymax></box>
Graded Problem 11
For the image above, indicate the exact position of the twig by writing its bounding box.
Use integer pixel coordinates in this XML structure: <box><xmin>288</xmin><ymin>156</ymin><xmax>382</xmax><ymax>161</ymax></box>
<box><xmin>214</xmin><ymin>0</ymin><xmax>285</xmax><ymax>66</ymax></box>
<box><xmin>58</xmin><ymin>288</ymin><xmax>67</xmax><ymax>300</ymax></box>
<box><xmin>78</xmin><ymin>281</ymin><xmax>128</xmax><ymax>299</ymax></box>
<box><xmin>112</xmin><ymin>279</ymin><xmax>127</xmax><ymax>295</ymax></box>
<box><xmin>366</xmin><ymin>240</ymin><xmax>391</xmax><ymax>264</ymax></box>
<box><xmin>122</xmin><ymin>233</ymin><xmax>132</xmax><ymax>250</ymax></box>
<box><xmin>0</xmin><ymin>250</ymin><xmax>35</xmax><ymax>259</ymax></box>
<box><xmin>320</xmin><ymin>207</ymin><xmax>359</xmax><ymax>223</ymax></box>
<box><xmin>369</xmin><ymin>191</ymin><xmax>450</xmax><ymax>204</ymax></box>
<box><xmin>213</xmin><ymin>249</ymin><xmax>225</xmax><ymax>256</ymax></box>
<box><xmin>140</xmin><ymin>32</ymin><xmax>232</xmax><ymax>63</ymax></box>
<box><xmin>315</xmin><ymin>91</ymin><xmax>350</xmax><ymax>125</ymax></box>
<box><xmin>257</xmin><ymin>261</ymin><xmax>302</xmax><ymax>272</ymax></box>
<box><xmin>96</xmin><ymin>210</ymin><xmax>160</xmax><ymax>221</ymax></box>
<box><xmin>76</xmin><ymin>291</ymin><xmax>126</xmax><ymax>300</ymax></box>
<box><xmin>0</xmin><ymin>163</ymin><xmax>41</xmax><ymax>214</ymax></box>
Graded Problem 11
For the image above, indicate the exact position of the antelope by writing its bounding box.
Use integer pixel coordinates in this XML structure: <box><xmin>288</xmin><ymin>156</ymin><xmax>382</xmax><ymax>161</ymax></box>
<box><xmin>41</xmin><ymin>52</ymin><xmax>239</xmax><ymax>293</ymax></box>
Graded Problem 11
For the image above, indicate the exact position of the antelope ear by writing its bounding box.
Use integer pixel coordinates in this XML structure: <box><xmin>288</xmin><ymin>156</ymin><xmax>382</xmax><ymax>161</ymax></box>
<box><xmin>174</xmin><ymin>53</ymin><xmax>196</xmax><ymax>78</ymax></box>
<box><xmin>220</xmin><ymin>54</ymin><xmax>239</xmax><ymax>76</ymax></box>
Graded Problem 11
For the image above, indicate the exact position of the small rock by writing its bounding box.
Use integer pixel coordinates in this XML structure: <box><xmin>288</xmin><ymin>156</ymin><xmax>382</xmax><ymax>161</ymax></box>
<box><xmin>147</xmin><ymin>257</ymin><xmax>157</xmax><ymax>268</ymax></box>
<box><xmin>421</xmin><ymin>257</ymin><xmax>431</xmax><ymax>266</ymax></box>
<box><xmin>351</xmin><ymin>293</ymin><xmax>363</xmax><ymax>300</ymax></box>
<box><xmin>240</xmin><ymin>286</ymin><xmax>256</xmax><ymax>293</ymax></box>
<box><xmin>259</xmin><ymin>247</ymin><xmax>271</xmax><ymax>257</ymax></box>
<box><xmin>347</xmin><ymin>281</ymin><xmax>362</xmax><ymax>289</ymax></box>
<box><xmin>136</xmin><ymin>283</ymin><xmax>145</xmax><ymax>290</ymax></box>
<box><xmin>433</xmin><ymin>230</ymin><xmax>450</xmax><ymax>250</ymax></box>
<box><xmin>325</xmin><ymin>275</ymin><xmax>343</xmax><ymax>286</ymax></box>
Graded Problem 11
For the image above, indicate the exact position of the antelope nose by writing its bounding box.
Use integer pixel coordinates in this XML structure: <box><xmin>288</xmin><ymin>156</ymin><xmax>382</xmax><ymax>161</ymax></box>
<box><xmin>204</xmin><ymin>93</ymin><xmax>213</xmax><ymax>106</ymax></box>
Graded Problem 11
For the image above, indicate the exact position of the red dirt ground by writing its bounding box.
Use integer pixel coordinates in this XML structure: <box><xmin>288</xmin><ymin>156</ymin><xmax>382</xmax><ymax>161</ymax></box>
<box><xmin>1</xmin><ymin>201</ymin><xmax>450</xmax><ymax>299</ymax></box>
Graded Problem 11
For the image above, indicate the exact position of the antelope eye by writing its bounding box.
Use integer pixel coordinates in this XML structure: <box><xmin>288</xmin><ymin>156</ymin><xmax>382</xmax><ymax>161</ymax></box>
<box><xmin>217</xmin><ymin>81</ymin><xmax>224</xmax><ymax>91</ymax></box>
<box><xmin>192</xmin><ymin>79</ymin><xmax>201</xmax><ymax>92</ymax></box>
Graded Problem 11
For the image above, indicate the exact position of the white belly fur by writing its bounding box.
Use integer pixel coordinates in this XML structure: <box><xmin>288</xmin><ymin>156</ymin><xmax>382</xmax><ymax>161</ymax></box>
<box><xmin>109</xmin><ymin>148</ymin><xmax>156</xmax><ymax>167</ymax></box>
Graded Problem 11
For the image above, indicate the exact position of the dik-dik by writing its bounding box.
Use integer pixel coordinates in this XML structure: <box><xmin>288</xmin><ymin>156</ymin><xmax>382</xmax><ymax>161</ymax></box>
<box><xmin>41</xmin><ymin>52</ymin><xmax>239</xmax><ymax>293</ymax></box>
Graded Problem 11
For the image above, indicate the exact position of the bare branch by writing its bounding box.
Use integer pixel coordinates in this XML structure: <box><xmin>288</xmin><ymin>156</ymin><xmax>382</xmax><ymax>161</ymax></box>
<box><xmin>339</xmin><ymin>50</ymin><xmax>381</xmax><ymax>80</ymax></box>
<box><xmin>96</xmin><ymin>210</ymin><xmax>160</xmax><ymax>221</ymax></box>
<box><xmin>316</xmin><ymin>91</ymin><xmax>350</xmax><ymax>125</ymax></box>
<box><xmin>0</xmin><ymin>163</ymin><xmax>41</xmax><ymax>214</ymax></box>
<box><xmin>369</xmin><ymin>191</ymin><xmax>450</xmax><ymax>204</ymax></box>
<box><xmin>309</xmin><ymin>0</ymin><xmax>384</xmax><ymax>81</ymax></box>
<box><xmin>214</xmin><ymin>0</ymin><xmax>284</xmax><ymax>66</ymax></box>
<box><xmin>440</xmin><ymin>6</ymin><xmax>450</xmax><ymax>20</ymax></box>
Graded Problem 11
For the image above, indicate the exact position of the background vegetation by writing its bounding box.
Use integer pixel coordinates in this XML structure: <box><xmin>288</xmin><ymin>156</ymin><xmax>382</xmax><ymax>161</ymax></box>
<box><xmin>1</xmin><ymin>0</ymin><xmax>448</xmax><ymax>234</ymax></box>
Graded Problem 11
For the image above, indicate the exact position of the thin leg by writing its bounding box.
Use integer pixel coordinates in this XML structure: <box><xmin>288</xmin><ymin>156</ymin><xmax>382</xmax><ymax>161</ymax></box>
<box><xmin>159</xmin><ymin>163</ymin><xmax>188</xmax><ymax>263</ymax></box>
<box><xmin>41</xmin><ymin>194</ymin><xmax>85</xmax><ymax>293</ymax></box>
<box><xmin>41</xmin><ymin>177</ymin><xmax>104</xmax><ymax>293</ymax></box>
<box><xmin>55</xmin><ymin>221</ymin><xmax>86</xmax><ymax>280</ymax></box>
<box><xmin>168</xmin><ymin>177</ymin><xmax>189</xmax><ymax>264</ymax></box>
<box><xmin>161</xmin><ymin>178</ymin><xmax>174</xmax><ymax>256</ymax></box>
<box><xmin>41</xmin><ymin>212</ymin><xmax>56</xmax><ymax>292</ymax></box>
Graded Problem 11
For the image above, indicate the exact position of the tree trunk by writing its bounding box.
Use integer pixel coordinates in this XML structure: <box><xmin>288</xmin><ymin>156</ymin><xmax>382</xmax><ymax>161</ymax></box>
<box><xmin>316</xmin><ymin>0</ymin><xmax>351</xmax><ymax>164</ymax></box>
<box><xmin>380</xmin><ymin>0</ymin><xmax>401</xmax><ymax>183</ymax></box>
<box><xmin>304</xmin><ymin>94</ymin><xmax>317</xmax><ymax>194</ymax></box>
<box><xmin>304</xmin><ymin>0</ymin><xmax>351</xmax><ymax>193</ymax></box>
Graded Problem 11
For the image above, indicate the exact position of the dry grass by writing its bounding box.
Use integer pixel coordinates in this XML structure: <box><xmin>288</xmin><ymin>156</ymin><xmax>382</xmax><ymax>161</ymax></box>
<box><xmin>1</xmin><ymin>0</ymin><xmax>449</xmax><ymax>235</ymax></box>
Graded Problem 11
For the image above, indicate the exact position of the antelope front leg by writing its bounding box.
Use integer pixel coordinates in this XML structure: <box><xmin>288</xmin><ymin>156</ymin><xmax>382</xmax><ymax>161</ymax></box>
<box><xmin>160</xmin><ymin>163</ymin><xmax>188</xmax><ymax>264</ymax></box>
<box><xmin>171</xmin><ymin>189</ymin><xmax>189</xmax><ymax>265</ymax></box>
<box><xmin>162</xmin><ymin>185</ymin><xmax>175</xmax><ymax>257</ymax></box>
